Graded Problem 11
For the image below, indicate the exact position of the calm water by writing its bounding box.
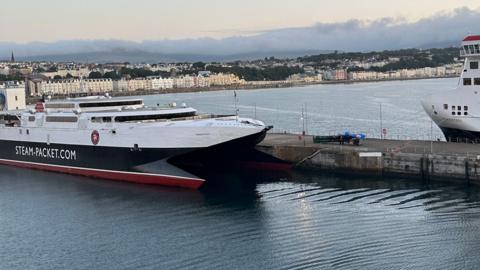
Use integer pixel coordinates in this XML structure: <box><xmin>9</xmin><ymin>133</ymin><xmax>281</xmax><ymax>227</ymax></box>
<box><xmin>1</xmin><ymin>166</ymin><xmax>480</xmax><ymax>269</ymax></box>
<box><xmin>3</xmin><ymin>78</ymin><xmax>479</xmax><ymax>270</ymax></box>
<box><xmin>139</xmin><ymin>78</ymin><xmax>458</xmax><ymax>140</ymax></box>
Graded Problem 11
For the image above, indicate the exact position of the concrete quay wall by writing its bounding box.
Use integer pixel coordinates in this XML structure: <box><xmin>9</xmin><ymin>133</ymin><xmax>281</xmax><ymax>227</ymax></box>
<box><xmin>257</xmin><ymin>134</ymin><xmax>480</xmax><ymax>184</ymax></box>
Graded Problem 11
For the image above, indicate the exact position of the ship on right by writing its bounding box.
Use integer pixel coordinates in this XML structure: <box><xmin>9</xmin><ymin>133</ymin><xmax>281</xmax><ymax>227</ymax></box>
<box><xmin>422</xmin><ymin>35</ymin><xmax>480</xmax><ymax>142</ymax></box>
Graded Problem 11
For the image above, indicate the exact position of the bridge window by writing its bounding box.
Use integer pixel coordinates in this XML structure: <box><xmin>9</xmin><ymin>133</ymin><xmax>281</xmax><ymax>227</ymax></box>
<box><xmin>464</xmin><ymin>45</ymin><xmax>470</xmax><ymax>54</ymax></box>
<box><xmin>476</xmin><ymin>44</ymin><xmax>480</xmax><ymax>54</ymax></box>
<box><xmin>464</xmin><ymin>78</ymin><xmax>472</xmax><ymax>85</ymax></box>
<box><xmin>28</xmin><ymin>116</ymin><xmax>35</xmax><ymax>121</ymax></box>
<box><xmin>46</xmin><ymin>116</ymin><xmax>78</xmax><ymax>123</ymax></box>
<box><xmin>91</xmin><ymin>117</ymin><xmax>113</xmax><ymax>123</ymax></box>
<box><xmin>475</xmin><ymin>78</ymin><xmax>480</xmax><ymax>85</ymax></box>
<box><xmin>443</xmin><ymin>104</ymin><xmax>448</xmax><ymax>110</ymax></box>
<box><xmin>471</xmin><ymin>61</ymin><xmax>479</xmax><ymax>69</ymax></box>
<box><xmin>470</xmin><ymin>45</ymin><xmax>475</xmax><ymax>54</ymax></box>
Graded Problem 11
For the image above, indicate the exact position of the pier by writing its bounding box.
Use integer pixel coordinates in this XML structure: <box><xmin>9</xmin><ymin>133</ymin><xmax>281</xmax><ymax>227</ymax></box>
<box><xmin>258</xmin><ymin>133</ymin><xmax>480</xmax><ymax>184</ymax></box>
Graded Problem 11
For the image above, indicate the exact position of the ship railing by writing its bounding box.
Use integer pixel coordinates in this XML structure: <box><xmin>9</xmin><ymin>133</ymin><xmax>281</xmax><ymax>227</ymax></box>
<box><xmin>460</xmin><ymin>50</ymin><xmax>480</xmax><ymax>57</ymax></box>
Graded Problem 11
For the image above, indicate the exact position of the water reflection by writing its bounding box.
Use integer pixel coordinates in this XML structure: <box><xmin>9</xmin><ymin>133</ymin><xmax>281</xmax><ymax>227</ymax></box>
<box><xmin>1</xmin><ymin>166</ymin><xmax>480</xmax><ymax>269</ymax></box>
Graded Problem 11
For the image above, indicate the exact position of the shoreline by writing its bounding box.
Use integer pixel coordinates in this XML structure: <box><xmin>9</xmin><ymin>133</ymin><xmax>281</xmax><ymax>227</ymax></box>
<box><xmin>27</xmin><ymin>75</ymin><xmax>457</xmax><ymax>103</ymax></box>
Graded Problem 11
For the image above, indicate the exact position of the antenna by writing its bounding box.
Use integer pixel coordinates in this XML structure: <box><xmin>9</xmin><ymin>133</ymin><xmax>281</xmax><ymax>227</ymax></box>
<box><xmin>234</xmin><ymin>90</ymin><xmax>239</xmax><ymax>120</ymax></box>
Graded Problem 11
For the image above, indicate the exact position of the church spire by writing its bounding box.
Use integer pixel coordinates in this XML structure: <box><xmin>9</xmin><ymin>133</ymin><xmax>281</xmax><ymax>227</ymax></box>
<box><xmin>10</xmin><ymin>51</ymin><xmax>15</xmax><ymax>62</ymax></box>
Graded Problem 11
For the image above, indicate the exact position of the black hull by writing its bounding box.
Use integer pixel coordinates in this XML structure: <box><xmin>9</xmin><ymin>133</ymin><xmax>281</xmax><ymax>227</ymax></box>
<box><xmin>169</xmin><ymin>128</ymin><xmax>290</xmax><ymax>173</ymax></box>
<box><xmin>0</xmin><ymin>129</ymin><xmax>272</xmax><ymax>188</ymax></box>
<box><xmin>440</xmin><ymin>127</ymin><xmax>480</xmax><ymax>143</ymax></box>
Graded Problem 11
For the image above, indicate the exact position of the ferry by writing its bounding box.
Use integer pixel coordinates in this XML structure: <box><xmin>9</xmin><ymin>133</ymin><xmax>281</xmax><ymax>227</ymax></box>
<box><xmin>0</xmin><ymin>95</ymin><xmax>270</xmax><ymax>189</ymax></box>
<box><xmin>422</xmin><ymin>35</ymin><xmax>480</xmax><ymax>142</ymax></box>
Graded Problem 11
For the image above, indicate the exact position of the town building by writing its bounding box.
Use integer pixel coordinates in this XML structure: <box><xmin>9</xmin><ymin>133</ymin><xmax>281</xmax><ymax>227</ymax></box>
<box><xmin>0</xmin><ymin>81</ymin><xmax>26</xmax><ymax>110</ymax></box>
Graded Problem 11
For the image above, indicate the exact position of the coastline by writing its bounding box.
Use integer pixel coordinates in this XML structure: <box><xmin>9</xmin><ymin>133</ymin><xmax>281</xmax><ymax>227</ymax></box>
<box><xmin>26</xmin><ymin>75</ymin><xmax>457</xmax><ymax>103</ymax></box>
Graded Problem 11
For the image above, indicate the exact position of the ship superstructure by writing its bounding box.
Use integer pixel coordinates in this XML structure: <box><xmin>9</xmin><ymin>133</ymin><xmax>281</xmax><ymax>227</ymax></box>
<box><xmin>422</xmin><ymin>35</ymin><xmax>480</xmax><ymax>141</ymax></box>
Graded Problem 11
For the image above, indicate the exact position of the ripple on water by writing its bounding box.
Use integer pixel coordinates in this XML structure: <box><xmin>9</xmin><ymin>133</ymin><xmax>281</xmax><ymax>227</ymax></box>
<box><xmin>2</xmin><ymin>166</ymin><xmax>480</xmax><ymax>269</ymax></box>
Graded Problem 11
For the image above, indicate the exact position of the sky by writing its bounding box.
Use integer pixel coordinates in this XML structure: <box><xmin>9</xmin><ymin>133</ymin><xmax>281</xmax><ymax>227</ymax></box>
<box><xmin>1</xmin><ymin>0</ymin><xmax>480</xmax><ymax>43</ymax></box>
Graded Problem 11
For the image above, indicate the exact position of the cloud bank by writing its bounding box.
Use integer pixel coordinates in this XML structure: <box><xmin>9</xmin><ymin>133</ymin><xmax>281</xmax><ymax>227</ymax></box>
<box><xmin>1</xmin><ymin>7</ymin><xmax>479</xmax><ymax>62</ymax></box>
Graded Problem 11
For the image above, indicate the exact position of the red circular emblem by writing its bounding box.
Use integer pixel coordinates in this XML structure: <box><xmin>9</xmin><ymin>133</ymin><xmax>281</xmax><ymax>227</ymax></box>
<box><xmin>91</xmin><ymin>130</ymin><xmax>100</xmax><ymax>145</ymax></box>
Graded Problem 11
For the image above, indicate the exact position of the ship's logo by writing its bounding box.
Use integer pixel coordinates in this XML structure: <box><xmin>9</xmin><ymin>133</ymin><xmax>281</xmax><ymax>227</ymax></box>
<box><xmin>91</xmin><ymin>130</ymin><xmax>100</xmax><ymax>145</ymax></box>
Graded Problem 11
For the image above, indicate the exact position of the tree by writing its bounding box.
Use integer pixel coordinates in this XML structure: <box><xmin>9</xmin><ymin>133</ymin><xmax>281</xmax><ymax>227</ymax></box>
<box><xmin>53</xmin><ymin>75</ymin><xmax>63</xmax><ymax>80</ymax></box>
<box><xmin>88</xmin><ymin>71</ymin><xmax>102</xmax><ymax>79</ymax></box>
<box><xmin>192</xmin><ymin>62</ymin><xmax>206</xmax><ymax>70</ymax></box>
<box><xmin>103</xmin><ymin>71</ymin><xmax>120</xmax><ymax>80</ymax></box>
<box><xmin>65</xmin><ymin>73</ymin><xmax>74</xmax><ymax>79</ymax></box>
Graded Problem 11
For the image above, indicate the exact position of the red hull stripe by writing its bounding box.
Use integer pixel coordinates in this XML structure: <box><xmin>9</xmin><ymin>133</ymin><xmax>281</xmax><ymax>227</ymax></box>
<box><xmin>0</xmin><ymin>158</ymin><xmax>205</xmax><ymax>189</ymax></box>
<box><xmin>464</xmin><ymin>35</ymin><xmax>480</xmax><ymax>41</ymax></box>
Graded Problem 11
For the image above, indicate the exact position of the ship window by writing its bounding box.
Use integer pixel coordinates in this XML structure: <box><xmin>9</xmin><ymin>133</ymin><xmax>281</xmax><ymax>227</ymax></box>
<box><xmin>91</xmin><ymin>117</ymin><xmax>113</xmax><ymax>123</ymax></box>
<box><xmin>475</xmin><ymin>44</ymin><xmax>480</xmax><ymax>54</ymax></box>
<box><xmin>79</xmin><ymin>100</ymin><xmax>142</xmax><ymax>108</ymax></box>
<box><xmin>464</xmin><ymin>78</ymin><xmax>472</xmax><ymax>85</ymax></box>
<box><xmin>114</xmin><ymin>112</ymin><xmax>196</xmax><ymax>122</ymax></box>
<box><xmin>443</xmin><ymin>104</ymin><xmax>448</xmax><ymax>110</ymax></box>
<box><xmin>451</xmin><ymin>105</ymin><xmax>455</xmax><ymax>110</ymax></box>
<box><xmin>465</xmin><ymin>112</ymin><xmax>469</xmax><ymax>116</ymax></box>
<box><xmin>457</xmin><ymin>112</ymin><xmax>461</xmax><ymax>115</ymax></box>
<box><xmin>470</xmin><ymin>45</ymin><xmax>475</xmax><ymax>54</ymax></box>
<box><xmin>452</xmin><ymin>112</ymin><xmax>455</xmax><ymax>115</ymax></box>
<box><xmin>45</xmin><ymin>103</ymin><xmax>75</xmax><ymax>109</ymax></box>
<box><xmin>471</xmin><ymin>61</ymin><xmax>479</xmax><ymax>69</ymax></box>
<box><xmin>464</xmin><ymin>106</ymin><xmax>469</xmax><ymax>111</ymax></box>
<box><xmin>28</xmin><ymin>116</ymin><xmax>35</xmax><ymax>121</ymax></box>
<box><xmin>464</xmin><ymin>45</ymin><xmax>470</xmax><ymax>54</ymax></box>
<box><xmin>45</xmin><ymin>116</ymin><xmax>78</xmax><ymax>123</ymax></box>
<box><xmin>91</xmin><ymin>117</ymin><xmax>101</xmax><ymax>123</ymax></box>
<box><xmin>475</xmin><ymin>78</ymin><xmax>480</xmax><ymax>85</ymax></box>
<box><xmin>457</xmin><ymin>106</ymin><xmax>461</xmax><ymax>110</ymax></box>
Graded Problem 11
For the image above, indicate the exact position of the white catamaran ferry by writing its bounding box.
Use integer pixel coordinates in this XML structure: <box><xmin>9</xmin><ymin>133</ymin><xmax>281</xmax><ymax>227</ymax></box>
<box><xmin>0</xmin><ymin>95</ymin><xmax>270</xmax><ymax>189</ymax></box>
<box><xmin>422</xmin><ymin>35</ymin><xmax>480</xmax><ymax>142</ymax></box>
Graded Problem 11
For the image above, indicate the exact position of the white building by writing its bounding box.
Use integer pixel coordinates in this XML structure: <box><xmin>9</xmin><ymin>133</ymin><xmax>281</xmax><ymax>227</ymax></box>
<box><xmin>0</xmin><ymin>83</ymin><xmax>26</xmax><ymax>111</ymax></box>
<box><xmin>149</xmin><ymin>77</ymin><xmax>174</xmax><ymax>90</ymax></box>
<box><xmin>127</xmin><ymin>78</ymin><xmax>148</xmax><ymax>92</ymax></box>
<box><xmin>174</xmin><ymin>76</ymin><xmax>195</xmax><ymax>88</ymax></box>
<box><xmin>113</xmin><ymin>79</ymin><xmax>129</xmax><ymax>92</ymax></box>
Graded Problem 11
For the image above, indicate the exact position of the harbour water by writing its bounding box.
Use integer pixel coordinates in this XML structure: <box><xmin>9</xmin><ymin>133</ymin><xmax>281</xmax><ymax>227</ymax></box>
<box><xmin>2</xmin><ymin>164</ymin><xmax>480</xmax><ymax>269</ymax></box>
<box><xmin>3</xmin><ymin>78</ymin><xmax>479</xmax><ymax>269</ymax></box>
<box><xmin>139</xmin><ymin>78</ymin><xmax>457</xmax><ymax>140</ymax></box>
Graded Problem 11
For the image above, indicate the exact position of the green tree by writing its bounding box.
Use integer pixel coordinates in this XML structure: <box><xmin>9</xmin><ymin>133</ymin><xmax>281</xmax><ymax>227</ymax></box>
<box><xmin>88</xmin><ymin>71</ymin><xmax>103</xmax><ymax>79</ymax></box>
<box><xmin>103</xmin><ymin>71</ymin><xmax>120</xmax><ymax>80</ymax></box>
<box><xmin>53</xmin><ymin>75</ymin><xmax>63</xmax><ymax>80</ymax></box>
<box><xmin>192</xmin><ymin>62</ymin><xmax>206</xmax><ymax>70</ymax></box>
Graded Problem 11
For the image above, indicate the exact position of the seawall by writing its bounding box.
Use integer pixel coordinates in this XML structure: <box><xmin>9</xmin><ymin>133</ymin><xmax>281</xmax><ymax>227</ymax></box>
<box><xmin>257</xmin><ymin>133</ymin><xmax>480</xmax><ymax>184</ymax></box>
